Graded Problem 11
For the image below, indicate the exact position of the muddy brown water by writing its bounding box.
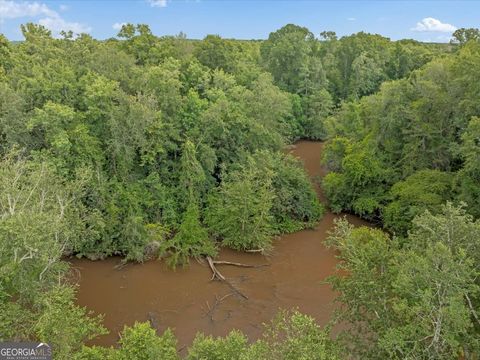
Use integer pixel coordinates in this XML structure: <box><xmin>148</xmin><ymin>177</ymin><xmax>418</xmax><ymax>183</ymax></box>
<box><xmin>71</xmin><ymin>140</ymin><xmax>369</xmax><ymax>349</ymax></box>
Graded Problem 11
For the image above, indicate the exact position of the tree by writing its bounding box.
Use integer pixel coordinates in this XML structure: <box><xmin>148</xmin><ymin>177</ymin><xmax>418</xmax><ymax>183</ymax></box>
<box><xmin>194</xmin><ymin>35</ymin><xmax>239</xmax><ymax>72</ymax></box>
<box><xmin>27</xmin><ymin>101</ymin><xmax>102</xmax><ymax>175</ymax></box>
<box><xmin>322</xmin><ymin>139</ymin><xmax>388</xmax><ymax>218</ymax></box>
<box><xmin>382</xmin><ymin>242</ymin><xmax>477</xmax><ymax>359</ymax></box>
<box><xmin>178</xmin><ymin>140</ymin><xmax>207</xmax><ymax>206</ymax></box>
<box><xmin>76</xmin><ymin>310</ymin><xmax>341</xmax><ymax>360</ymax></box>
<box><xmin>0</xmin><ymin>152</ymin><xmax>83</xmax><ymax>301</ymax></box>
<box><xmin>324</xmin><ymin>42</ymin><xmax>480</xmax><ymax>225</ymax></box>
<box><xmin>383</xmin><ymin>169</ymin><xmax>453</xmax><ymax>235</ymax></box>
<box><xmin>328</xmin><ymin>204</ymin><xmax>480</xmax><ymax>359</ymax></box>
<box><xmin>205</xmin><ymin>158</ymin><xmax>275</xmax><ymax>251</ymax></box>
<box><xmin>0</xmin><ymin>34</ymin><xmax>12</xmax><ymax>77</ymax></box>
<box><xmin>187</xmin><ymin>331</ymin><xmax>248</xmax><ymax>360</ymax></box>
<box><xmin>251</xmin><ymin>151</ymin><xmax>324</xmax><ymax>233</ymax></box>
<box><xmin>457</xmin><ymin>116</ymin><xmax>480</xmax><ymax>217</ymax></box>
<box><xmin>118</xmin><ymin>322</ymin><xmax>178</xmax><ymax>360</ymax></box>
<box><xmin>34</xmin><ymin>286</ymin><xmax>107</xmax><ymax>359</ymax></box>
<box><xmin>300</xmin><ymin>88</ymin><xmax>333</xmax><ymax>139</ymax></box>
<box><xmin>260</xmin><ymin>24</ymin><xmax>319</xmax><ymax>94</ymax></box>
<box><xmin>249</xmin><ymin>310</ymin><xmax>341</xmax><ymax>360</ymax></box>
<box><xmin>451</xmin><ymin>28</ymin><xmax>480</xmax><ymax>46</ymax></box>
<box><xmin>0</xmin><ymin>83</ymin><xmax>27</xmax><ymax>152</ymax></box>
<box><xmin>117</xmin><ymin>23</ymin><xmax>162</xmax><ymax>65</ymax></box>
<box><xmin>161</xmin><ymin>201</ymin><xmax>216</xmax><ymax>268</ymax></box>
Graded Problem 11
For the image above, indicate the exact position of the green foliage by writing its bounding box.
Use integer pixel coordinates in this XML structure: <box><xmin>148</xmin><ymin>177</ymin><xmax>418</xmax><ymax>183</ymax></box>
<box><xmin>187</xmin><ymin>331</ymin><xmax>248</xmax><ymax>360</ymax></box>
<box><xmin>0</xmin><ymin>83</ymin><xmax>26</xmax><ymax>152</ymax></box>
<box><xmin>328</xmin><ymin>204</ymin><xmax>480</xmax><ymax>359</ymax></box>
<box><xmin>74</xmin><ymin>324</ymin><xmax>179</xmax><ymax>360</ymax></box>
<box><xmin>178</xmin><ymin>139</ymin><xmax>207</xmax><ymax>207</ymax></box>
<box><xmin>0</xmin><ymin>152</ymin><xmax>106</xmax><ymax>358</ymax></box>
<box><xmin>74</xmin><ymin>346</ymin><xmax>116</xmax><ymax>360</ymax></box>
<box><xmin>322</xmin><ymin>139</ymin><xmax>388</xmax><ymax>218</ymax></box>
<box><xmin>253</xmin><ymin>151</ymin><xmax>324</xmax><ymax>233</ymax></box>
<box><xmin>194</xmin><ymin>35</ymin><xmax>239</xmax><ymax>72</ymax></box>
<box><xmin>205</xmin><ymin>157</ymin><xmax>275</xmax><ymax>251</ymax></box>
<box><xmin>383</xmin><ymin>169</ymin><xmax>454</xmax><ymax>235</ymax></box>
<box><xmin>324</xmin><ymin>41</ymin><xmax>480</xmax><ymax>229</ymax></box>
<box><xmin>300</xmin><ymin>89</ymin><xmax>333</xmax><ymax>140</ymax></box>
<box><xmin>2</xmin><ymin>24</ymin><xmax>308</xmax><ymax>264</ymax></box>
<box><xmin>261</xmin><ymin>24</ymin><xmax>321</xmax><ymax>94</ymax></box>
<box><xmin>118</xmin><ymin>322</ymin><xmax>178</xmax><ymax>360</ymax></box>
<box><xmin>456</xmin><ymin>116</ymin><xmax>480</xmax><ymax>217</ymax></box>
<box><xmin>3</xmin><ymin>22</ymin><xmax>443</xmax><ymax>263</ymax></box>
<box><xmin>78</xmin><ymin>311</ymin><xmax>340</xmax><ymax>360</ymax></box>
<box><xmin>253</xmin><ymin>309</ymin><xmax>341</xmax><ymax>360</ymax></box>
<box><xmin>34</xmin><ymin>286</ymin><xmax>107</xmax><ymax>360</ymax></box>
<box><xmin>161</xmin><ymin>201</ymin><xmax>217</xmax><ymax>268</ymax></box>
<box><xmin>451</xmin><ymin>28</ymin><xmax>480</xmax><ymax>46</ymax></box>
<box><xmin>0</xmin><ymin>152</ymin><xmax>83</xmax><ymax>300</ymax></box>
<box><xmin>184</xmin><ymin>310</ymin><xmax>343</xmax><ymax>360</ymax></box>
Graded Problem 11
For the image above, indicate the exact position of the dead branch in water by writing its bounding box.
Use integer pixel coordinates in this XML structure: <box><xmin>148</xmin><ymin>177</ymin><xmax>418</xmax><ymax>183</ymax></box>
<box><xmin>206</xmin><ymin>256</ymin><xmax>248</xmax><ymax>300</ymax></box>
<box><xmin>203</xmin><ymin>293</ymin><xmax>234</xmax><ymax>322</ymax></box>
<box><xmin>245</xmin><ymin>248</ymin><xmax>264</xmax><ymax>253</ymax></box>
<box><xmin>147</xmin><ymin>311</ymin><xmax>159</xmax><ymax>329</ymax></box>
<box><xmin>207</xmin><ymin>255</ymin><xmax>225</xmax><ymax>281</ymax></box>
<box><xmin>114</xmin><ymin>260</ymin><xmax>129</xmax><ymax>270</ymax></box>
<box><xmin>212</xmin><ymin>260</ymin><xmax>269</xmax><ymax>268</ymax></box>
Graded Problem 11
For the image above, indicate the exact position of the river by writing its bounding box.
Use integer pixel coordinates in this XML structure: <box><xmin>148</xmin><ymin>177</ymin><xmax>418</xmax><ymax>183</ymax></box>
<box><xmin>71</xmin><ymin>140</ymin><xmax>368</xmax><ymax>349</ymax></box>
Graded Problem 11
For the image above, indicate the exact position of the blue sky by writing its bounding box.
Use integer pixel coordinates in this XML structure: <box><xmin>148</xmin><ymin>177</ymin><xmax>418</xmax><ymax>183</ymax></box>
<box><xmin>0</xmin><ymin>0</ymin><xmax>478</xmax><ymax>42</ymax></box>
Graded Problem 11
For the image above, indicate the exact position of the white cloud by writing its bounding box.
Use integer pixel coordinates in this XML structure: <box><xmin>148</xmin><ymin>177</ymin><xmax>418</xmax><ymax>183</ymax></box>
<box><xmin>412</xmin><ymin>17</ymin><xmax>457</xmax><ymax>33</ymax></box>
<box><xmin>59</xmin><ymin>4</ymin><xmax>68</xmax><ymax>12</ymax></box>
<box><xmin>347</xmin><ymin>17</ymin><xmax>356</xmax><ymax>21</ymax></box>
<box><xmin>148</xmin><ymin>0</ymin><xmax>168</xmax><ymax>7</ymax></box>
<box><xmin>0</xmin><ymin>0</ymin><xmax>56</xmax><ymax>19</ymax></box>
<box><xmin>39</xmin><ymin>16</ymin><xmax>91</xmax><ymax>35</ymax></box>
<box><xmin>0</xmin><ymin>1</ymin><xmax>90</xmax><ymax>36</ymax></box>
<box><xmin>112</xmin><ymin>22</ymin><xmax>126</xmax><ymax>31</ymax></box>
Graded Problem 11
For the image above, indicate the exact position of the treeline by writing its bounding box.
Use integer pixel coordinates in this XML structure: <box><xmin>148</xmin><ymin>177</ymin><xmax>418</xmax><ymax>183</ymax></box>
<box><xmin>322</xmin><ymin>39</ymin><xmax>480</xmax><ymax>233</ymax></box>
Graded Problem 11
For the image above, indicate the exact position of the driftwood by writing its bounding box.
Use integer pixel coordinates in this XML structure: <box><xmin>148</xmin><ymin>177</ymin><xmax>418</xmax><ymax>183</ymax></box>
<box><xmin>204</xmin><ymin>293</ymin><xmax>234</xmax><ymax>322</ymax></box>
<box><xmin>212</xmin><ymin>260</ymin><xmax>269</xmax><ymax>268</ymax></box>
<box><xmin>245</xmin><ymin>248</ymin><xmax>264</xmax><ymax>253</ymax></box>
<box><xmin>207</xmin><ymin>256</ymin><xmax>226</xmax><ymax>281</ymax></box>
<box><xmin>114</xmin><ymin>260</ymin><xmax>129</xmax><ymax>270</ymax></box>
<box><xmin>206</xmin><ymin>256</ymin><xmax>249</xmax><ymax>300</ymax></box>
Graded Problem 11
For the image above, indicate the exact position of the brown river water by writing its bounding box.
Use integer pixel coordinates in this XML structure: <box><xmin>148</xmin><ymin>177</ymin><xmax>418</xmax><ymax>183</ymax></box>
<box><xmin>71</xmin><ymin>140</ymin><xmax>368</xmax><ymax>349</ymax></box>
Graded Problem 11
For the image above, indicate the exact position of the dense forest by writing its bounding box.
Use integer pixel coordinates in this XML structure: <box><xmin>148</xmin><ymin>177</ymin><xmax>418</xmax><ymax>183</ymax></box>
<box><xmin>0</xmin><ymin>22</ymin><xmax>479</xmax><ymax>359</ymax></box>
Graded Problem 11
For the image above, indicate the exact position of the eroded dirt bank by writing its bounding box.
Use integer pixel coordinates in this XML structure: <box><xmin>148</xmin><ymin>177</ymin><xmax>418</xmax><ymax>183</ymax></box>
<box><xmin>71</xmin><ymin>140</ymin><xmax>368</xmax><ymax>348</ymax></box>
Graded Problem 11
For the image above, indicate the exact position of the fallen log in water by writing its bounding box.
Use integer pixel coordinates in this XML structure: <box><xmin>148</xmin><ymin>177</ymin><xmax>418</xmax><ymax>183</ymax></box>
<box><xmin>212</xmin><ymin>260</ymin><xmax>269</xmax><ymax>268</ymax></box>
<box><xmin>206</xmin><ymin>255</ymin><xmax>226</xmax><ymax>281</ymax></box>
<box><xmin>245</xmin><ymin>248</ymin><xmax>264</xmax><ymax>253</ymax></box>
<box><xmin>206</xmin><ymin>256</ymin><xmax>250</xmax><ymax>300</ymax></box>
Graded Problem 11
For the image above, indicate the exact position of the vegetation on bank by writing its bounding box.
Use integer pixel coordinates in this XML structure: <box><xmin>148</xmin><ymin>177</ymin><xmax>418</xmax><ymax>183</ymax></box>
<box><xmin>1</xmin><ymin>21</ymin><xmax>479</xmax><ymax>359</ymax></box>
<box><xmin>322</xmin><ymin>40</ymin><xmax>480</xmax><ymax>231</ymax></box>
<box><xmin>74</xmin><ymin>310</ymin><xmax>340</xmax><ymax>360</ymax></box>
